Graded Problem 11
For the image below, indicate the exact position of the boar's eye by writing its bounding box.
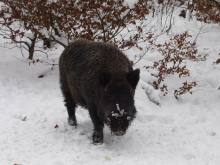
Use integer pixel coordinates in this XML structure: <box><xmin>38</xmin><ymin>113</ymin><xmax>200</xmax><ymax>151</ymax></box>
<box><xmin>99</xmin><ymin>72</ymin><xmax>111</xmax><ymax>87</ymax></box>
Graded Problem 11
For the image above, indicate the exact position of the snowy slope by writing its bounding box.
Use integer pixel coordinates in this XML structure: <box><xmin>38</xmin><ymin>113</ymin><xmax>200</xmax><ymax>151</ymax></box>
<box><xmin>0</xmin><ymin>21</ymin><xmax>220</xmax><ymax>165</ymax></box>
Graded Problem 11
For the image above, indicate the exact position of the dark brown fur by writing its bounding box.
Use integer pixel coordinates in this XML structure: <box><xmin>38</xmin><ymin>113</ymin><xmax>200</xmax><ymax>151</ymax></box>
<box><xmin>59</xmin><ymin>39</ymin><xmax>139</xmax><ymax>144</ymax></box>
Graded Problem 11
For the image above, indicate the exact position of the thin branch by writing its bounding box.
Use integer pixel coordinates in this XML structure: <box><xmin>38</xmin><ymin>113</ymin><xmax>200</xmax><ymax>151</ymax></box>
<box><xmin>133</xmin><ymin>46</ymin><xmax>151</xmax><ymax>65</ymax></box>
<box><xmin>50</xmin><ymin>35</ymin><xmax>67</xmax><ymax>47</ymax></box>
<box><xmin>192</xmin><ymin>24</ymin><xmax>205</xmax><ymax>44</ymax></box>
<box><xmin>165</xmin><ymin>5</ymin><xmax>175</xmax><ymax>33</ymax></box>
<box><xmin>95</xmin><ymin>8</ymin><xmax>106</xmax><ymax>42</ymax></box>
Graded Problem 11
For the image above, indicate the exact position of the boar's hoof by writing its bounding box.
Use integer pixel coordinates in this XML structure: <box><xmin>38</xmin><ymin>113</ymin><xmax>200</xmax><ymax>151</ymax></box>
<box><xmin>68</xmin><ymin>118</ymin><xmax>77</xmax><ymax>127</ymax></box>
<box><xmin>92</xmin><ymin>131</ymin><xmax>103</xmax><ymax>144</ymax></box>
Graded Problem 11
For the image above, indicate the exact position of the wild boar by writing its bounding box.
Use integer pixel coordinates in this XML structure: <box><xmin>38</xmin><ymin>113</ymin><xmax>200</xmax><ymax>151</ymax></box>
<box><xmin>59</xmin><ymin>39</ymin><xmax>139</xmax><ymax>144</ymax></box>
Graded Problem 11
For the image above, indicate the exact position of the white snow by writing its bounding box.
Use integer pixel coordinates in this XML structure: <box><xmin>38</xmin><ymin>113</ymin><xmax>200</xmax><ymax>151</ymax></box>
<box><xmin>1</xmin><ymin>13</ymin><xmax>220</xmax><ymax>165</ymax></box>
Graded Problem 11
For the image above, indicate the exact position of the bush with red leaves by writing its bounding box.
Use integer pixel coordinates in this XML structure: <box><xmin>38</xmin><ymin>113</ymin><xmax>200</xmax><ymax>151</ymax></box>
<box><xmin>146</xmin><ymin>0</ymin><xmax>220</xmax><ymax>24</ymax></box>
<box><xmin>0</xmin><ymin>0</ymin><xmax>149</xmax><ymax>60</ymax></box>
<box><xmin>191</xmin><ymin>0</ymin><xmax>220</xmax><ymax>23</ymax></box>
<box><xmin>146</xmin><ymin>32</ymin><xmax>198</xmax><ymax>99</ymax></box>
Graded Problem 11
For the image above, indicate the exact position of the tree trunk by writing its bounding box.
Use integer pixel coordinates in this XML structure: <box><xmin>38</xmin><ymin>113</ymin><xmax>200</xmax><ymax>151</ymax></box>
<box><xmin>28</xmin><ymin>33</ymin><xmax>37</xmax><ymax>60</ymax></box>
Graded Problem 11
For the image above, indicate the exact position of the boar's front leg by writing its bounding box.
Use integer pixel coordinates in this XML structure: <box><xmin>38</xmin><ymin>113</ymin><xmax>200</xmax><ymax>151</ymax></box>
<box><xmin>88</xmin><ymin>105</ymin><xmax>104</xmax><ymax>144</ymax></box>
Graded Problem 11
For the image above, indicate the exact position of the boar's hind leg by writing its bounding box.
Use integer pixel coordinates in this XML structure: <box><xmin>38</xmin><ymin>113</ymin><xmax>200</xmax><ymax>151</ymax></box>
<box><xmin>66</xmin><ymin>99</ymin><xmax>77</xmax><ymax>127</ymax></box>
<box><xmin>60</xmin><ymin>79</ymin><xmax>77</xmax><ymax>127</ymax></box>
<box><xmin>88</xmin><ymin>105</ymin><xmax>104</xmax><ymax>144</ymax></box>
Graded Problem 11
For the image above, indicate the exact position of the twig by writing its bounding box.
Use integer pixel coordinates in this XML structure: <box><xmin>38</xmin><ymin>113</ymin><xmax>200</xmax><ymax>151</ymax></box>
<box><xmin>165</xmin><ymin>5</ymin><xmax>175</xmax><ymax>34</ymax></box>
<box><xmin>133</xmin><ymin>46</ymin><xmax>150</xmax><ymax>65</ymax></box>
<box><xmin>192</xmin><ymin>24</ymin><xmax>205</xmax><ymax>44</ymax></box>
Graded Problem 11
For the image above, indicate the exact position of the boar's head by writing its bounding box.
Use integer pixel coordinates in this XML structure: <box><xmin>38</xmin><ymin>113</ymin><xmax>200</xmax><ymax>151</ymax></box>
<box><xmin>98</xmin><ymin>69</ymin><xmax>140</xmax><ymax>136</ymax></box>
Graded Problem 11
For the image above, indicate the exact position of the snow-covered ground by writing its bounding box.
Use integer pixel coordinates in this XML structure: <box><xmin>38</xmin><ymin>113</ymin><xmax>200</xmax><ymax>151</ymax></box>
<box><xmin>0</xmin><ymin>19</ymin><xmax>220</xmax><ymax>165</ymax></box>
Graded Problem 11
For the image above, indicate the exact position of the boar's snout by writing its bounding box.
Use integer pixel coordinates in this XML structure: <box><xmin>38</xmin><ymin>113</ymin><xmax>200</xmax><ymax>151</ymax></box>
<box><xmin>109</xmin><ymin>115</ymin><xmax>129</xmax><ymax>136</ymax></box>
<box><xmin>106</xmin><ymin>105</ymin><xmax>136</xmax><ymax>136</ymax></box>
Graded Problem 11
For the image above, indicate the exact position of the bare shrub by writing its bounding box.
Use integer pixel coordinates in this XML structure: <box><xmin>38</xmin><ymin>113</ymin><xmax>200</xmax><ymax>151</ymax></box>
<box><xmin>0</xmin><ymin>2</ymin><xmax>41</xmax><ymax>60</ymax></box>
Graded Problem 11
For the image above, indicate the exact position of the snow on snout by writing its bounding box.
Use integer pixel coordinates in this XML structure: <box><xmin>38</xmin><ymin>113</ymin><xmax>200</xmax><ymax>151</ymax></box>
<box><xmin>111</xmin><ymin>103</ymin><xmax>126</xmax><ymax>118</ymax></box>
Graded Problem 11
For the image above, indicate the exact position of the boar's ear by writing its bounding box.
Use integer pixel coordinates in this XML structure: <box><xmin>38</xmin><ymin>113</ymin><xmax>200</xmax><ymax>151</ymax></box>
<box><xmin>127</xmin><ymin>69</ymin><xmax>140</xmax><ymax>89</ymax></box>
<box><xmin>99</xmin><ymin>72</ymin><xmax>111</xmax><ymax>87</ymax></box>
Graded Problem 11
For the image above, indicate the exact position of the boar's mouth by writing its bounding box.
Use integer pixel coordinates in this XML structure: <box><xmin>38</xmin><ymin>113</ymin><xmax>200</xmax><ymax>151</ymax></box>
<box><xmin>113</xmin><ymin>130</ymin><xmax>126</xmax><ymax>136</ymax></box>
<box><xmin>103</xmin><ymin>103</ymin><xmax>136</xmax><ymax>136</ymax></box>
<box><xmin>107</xmin><ymin>115</ymin><xmax>130</xmax><ymax>136</ymax></box>
<box><xmin>104</xmin><ymin>113</ymin><xmax>134</xmax><ymax>136</ymax></box>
